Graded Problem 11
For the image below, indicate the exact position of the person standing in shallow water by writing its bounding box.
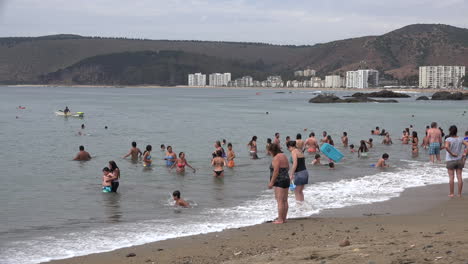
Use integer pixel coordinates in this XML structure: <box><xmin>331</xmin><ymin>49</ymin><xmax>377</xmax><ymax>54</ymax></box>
<box><xmin>268</xmin><ymin>143</ymin><xmax>290</xmax><ymax>224</ymax></box>
<box><xmin>212</xmin><ymin>150</ymin><xmax>226</xmax><ymax>177</ymax></box>
<box><xmin>108</xmin><ymin>161</ymin><xmax>120</xmax><ymax>192</ymax></box>
<box><xmin>428</xmin><ymin>122</ymin><xmax>443</xmax><ymax>163</ymax></box>
<box><xmin>123</xmin><ymin>141</ymin><xmax>142</xmax><ymax>160</ymax></box>
<box><xmin>287</xmin><ymin>141</ymin><xmax>309</xmax><ymax>202</ymax></box>
<box><xmin>444</xmin><ymin>125</ymin><xmax>468</xmax><ymax>198</ymax></box>
<box><xmin>305</xmin><ymin>132</ymin><xmax>320</xmax><ymax>154</ymax></box>
<box><xmin>295</xmin><ymin>133</ymin><xmax>305</xmax><ymax>152</ymax></box>
<box><xmin>227</xmin><ymin>143</ymin><xmax>236</xmax><ymax>168</ymax></box>
<box><xmin>142</xmin><ymin>145</ymin><xmax>152</xmax><ymax>167</ymax></box>
<box><xmin>247</xmin><ymin>136</ymin><xmax>258</xmax><ymax>159</ymax></box>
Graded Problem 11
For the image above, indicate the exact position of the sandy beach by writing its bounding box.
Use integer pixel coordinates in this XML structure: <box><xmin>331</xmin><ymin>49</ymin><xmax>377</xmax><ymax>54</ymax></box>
<box><xmin>43</xmin><ymin>181</ymin><xmax>468</xmax><ymax>264</ymax></box>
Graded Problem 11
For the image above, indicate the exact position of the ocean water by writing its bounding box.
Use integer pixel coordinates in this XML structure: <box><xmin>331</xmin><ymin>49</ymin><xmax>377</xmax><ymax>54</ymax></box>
<box><xmin>0</xmin><ymin>86</ymin><xmax>467</xmax><ymax>264</ymax></box>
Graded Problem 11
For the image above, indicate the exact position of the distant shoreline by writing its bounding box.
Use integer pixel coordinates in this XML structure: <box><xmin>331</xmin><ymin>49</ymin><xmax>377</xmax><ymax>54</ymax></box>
<box><xmin>2</xmin><ymin>84</ymin><xmax>466</xmax><ymax>94</ymax></box>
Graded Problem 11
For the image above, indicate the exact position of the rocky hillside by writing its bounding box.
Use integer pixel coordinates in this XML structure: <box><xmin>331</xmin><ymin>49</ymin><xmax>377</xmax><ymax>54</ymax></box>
<box><xmin>1</xmin><ymin>24</ymin><xmax>467</xmax><ymax>85</ymax></box>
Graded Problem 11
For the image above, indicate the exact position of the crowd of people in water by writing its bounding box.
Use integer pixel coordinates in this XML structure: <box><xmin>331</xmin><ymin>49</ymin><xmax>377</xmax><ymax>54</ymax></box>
<box><xmin>73</xmin><ymin>121</ymin><xmax>468</xmax><ymax>223</ymax></box>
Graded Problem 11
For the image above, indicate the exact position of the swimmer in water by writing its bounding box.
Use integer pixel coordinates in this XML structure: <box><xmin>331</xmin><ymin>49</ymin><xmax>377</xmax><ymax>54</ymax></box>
<box><xmin>73</xmin><ymin>145</ymin><xmax>92</xmax><ymax>161</ymax></box>
<box><xmin>143</xmin><ymin>145</ymin><xmax>152</xmax><ymax>167</ymax></box>
<box><xmin>341</xmin><ymin>132</ymin><xmax>348</xmax><ymax>148</ymax></box>
<box><xmin>311</xmin><ymin>154</ymin><xmax>321</xmax><ymax>165</ymax></box>
<box><xmin>295</xmin><ymin>133</ymin><xmax>305</xmax><ymax>152</ymax></box>
<box><xmin>101</xmin><ymin>167</ymin><xmax>114</xmax><ymax>193</ymax></box>
<box><xmin>357</xmin><ymin>140</ymin><xmax>369</xmax><ymax>158</ymax></box>
<box><xmin>376</xmin><ymin>153</ymin><xmax>390</xmax><ymax>168</ymax></box>
<box><xmin>421</xmin><ymin>132</ymin><xmax>429</xmax><ymax>149</ymax></box>
<box><xmin>412</xmin><ymin>131</ymin><xmax>419</xmax><ymax>154</ymax></box>
<box><xmin>320</xmin><ymin>131</ymin><xmax>328</xmax><ymax>143</ymax></box>
<box><xmin>173</xmin><ymin>190</ymin><xmax>189</xmax><ymax>207</ymax></box>
<box><xmin>374</xmin><ymin>127</ymin><xmax>381</xmax><ymax>135</ymax></box>
<box><xmin>160</xmin><ymin>144</ymin><xmax>166</xmax><ymax>152</ymax></box>
<box><xmin>305</xmin><ymin>132</ymin><xmax>320</xmax><ymax>154</ymax></box>
<box><xmin>222</xmin><ymin>139</ymin><xmax>227</xmax><ymax>146</ymax></box>
<box><xmin>165</xmin><ymin>146</ymin><xmax>177</xmax><ymax>167</ymax></box>
<box><xmin>382</xmin><ymin>133</ymin><xmax>393</xmax><ymax>145</ymax></box>
<box><xmin>123</xmin><ymin>141</ymin><xmax>142</xmax><ymax>160</ymax></box>
<box><xmin>326</xmin><ymin>135</ymin><xmax>334</xmax><ymax>146</ymax></box>
<box><xmin>266</xmin><ymin>138</ymin><xmax>272</xmax><ymax>156</ymax></box>
<box><xmin>350</xmin><ymin>144</ymin><xmax>356</xmax><ymax>153</ymax></box>
<box><xmin>247</xmin><ymin>136</ymin><xmax>258</xmax><ymax>159</ymax></box>
<box><xmin>212</xmin><ymin>150</ymin><xmax>226</xmax><ymax>177</ymax></box>
<box><xmin>274</xmin><ymin>132</ymin><xmax>281</xmax><ymax>145</ymax></box>
<box><xmin>170</xmin><ymin>152</ymin><xmax>196</xmax><ymax>173</ymax></box>
<box><xmin>285</xmin><ymin>136</ymin><xmax>291</xmax><ymax>147</ymax></box>
<box><xmin>227</xmin><ymin>143</ymin><xmax>236</xmax><ymax>168</ymax></box>
<box><xmin>328</xmin><ymin>162</ymin><xmax>335</xmax><ymax>169</ymax></box>
<box><xmin>213</xmin><ymin>141</ymin><xmax>226</xmax><ymax>158</ymax></box>
<box><xmin>366</xmin><ymin>138</ymin><xmax>373</xmax><ymax>148</ymax></box>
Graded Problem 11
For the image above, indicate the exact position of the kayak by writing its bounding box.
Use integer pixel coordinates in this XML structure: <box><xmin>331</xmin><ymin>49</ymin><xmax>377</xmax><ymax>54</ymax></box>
<box><xmin>55</xmin><ymin>111</ymin><xmax>84</xmax><ymax>117</ymax></box>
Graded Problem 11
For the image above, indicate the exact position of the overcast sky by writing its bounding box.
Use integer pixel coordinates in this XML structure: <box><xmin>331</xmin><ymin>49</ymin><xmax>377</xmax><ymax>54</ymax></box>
<box><xmin>1</xmin><ymin>0</ymin><xmax>467</xmax><ymax>45</ymax></box>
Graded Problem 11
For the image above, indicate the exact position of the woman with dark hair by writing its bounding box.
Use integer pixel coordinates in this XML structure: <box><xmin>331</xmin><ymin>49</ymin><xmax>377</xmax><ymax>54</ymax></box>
<box><xmin>170</xmin><ymin>152</ymin><xmax>196</xmax><ymax>173</ymax></box>
<box><xmin>444</xmin><ymin>125</ymin><xmax>468</xmax><ymax>197</ymax></box>
<box><xmin>143</xmin><ymin>145</ymin><xmax>152</xmax><ymax>167</ymax></box>
<box><xmin>287</xmin><ymin>141</ymin><xmax>308</xmax><ymax>202</ymax></box>
<box><xmin>326</xmin><ymin>135</ymin><xmax>334</xmax><ymax>146</ymax></box>
<box><xmin>211</xmin><ymin>150</ymin><xmax>226</xmax><ymax>177</ymax></box>
<box><xmin>247</xmin><ymin>136</ymin><xmax>258</xmax><ymax>159</ymax></box>
<box><xmin>295</xmin><ymin>133</ymin><xmax>304</xmax><ymax>151</ymax></box>
<box><xmin>268</xmin><ymin>143</ymin><xmax>290</xmax><ymax>224</ymax></box>
<box><xmin>358</xmin><ymin>140</ymin><xmax>369</xmax><ymax>158</ymax></box>
<box><xmin>412</xmin><ymin>131</ymin><xmax>419</xmax><ymax>154</ymax></box>
<box><xmin>165</xmin><ymin>146</ymin><xmax>177</xmax><ymax>167</ymax></box>
<box><xmin>266</xmin><ymin>138</ymin><xmax>272</xmax><ymax>156</ymax></box>
<box><xmin>108</xmin><ymin>160</ymin><xmax>120</xmax><ymax>192</ymax></box>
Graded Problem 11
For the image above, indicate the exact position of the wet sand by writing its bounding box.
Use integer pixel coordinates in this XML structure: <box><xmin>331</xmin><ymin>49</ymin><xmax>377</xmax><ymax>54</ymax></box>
<box><xmin>44</xmin><ymin>181</ymin><xmax>468</xmax><ymax>264</ymax></box>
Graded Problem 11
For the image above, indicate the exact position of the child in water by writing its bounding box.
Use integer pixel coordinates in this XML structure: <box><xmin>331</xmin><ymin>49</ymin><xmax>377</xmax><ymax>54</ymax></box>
<box><xmin>102</xmin><ymin>167</ymin><xmax>113</xmax><ymax>193</ymax></box>
<box><xmin>173</xmin><ymin>190</ymin><xmax>189</xmax><ymax>207</ymax></box>
<box><xmin>227</xmin><ymin>143</ymin><xmax>236</xmax><ymax>168</ymax></box>
<box><xmin>366</xmin><ymin>138</ymin><xmax>373</xmax><ymax>148</ymax></box>
<box><xmin>376</xmin><ymin>153</ymin><xmax>390</xmax><ymax>168</ymax></box>
<box><xmin>349</xmin><ymin>144</ymin><xmax>356</xmax><ymax>153</ymax></box>
<box><xmin>311</xmin><ymin>154</ymin><xmax>321</xmax><ymax>165</ymax></box>
<box><xmin>328</xmin><ymin>162</ymin><xmax>335</xmax><ymax>169</ymax></box>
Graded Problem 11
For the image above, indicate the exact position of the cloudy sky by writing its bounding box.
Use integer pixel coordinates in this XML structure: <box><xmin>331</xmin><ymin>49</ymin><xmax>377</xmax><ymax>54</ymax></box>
<box><xmin>0</xmin><ymin>0</ymin><xmax>467</xmax><ymax>45</ymax></box>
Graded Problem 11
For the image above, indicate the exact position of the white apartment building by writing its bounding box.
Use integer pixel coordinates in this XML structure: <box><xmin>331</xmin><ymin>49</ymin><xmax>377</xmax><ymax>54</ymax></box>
<box><xmin>188</xmin><ymin>73</ymin><xmax>206</xmax><ymax>86</ymax></box>
<box><xmin>346</xmin><ymin>70</ymin><xmax>379</xmax><ymax>89</ymax></box>
<box><xmin>208</xmin><ymin>73</ymin><xmax>231</xmax><ymax>86</ymax></box>
<box><xmin>325</xmin><ymin>75</ymin><xmax>343</xmax><ymax>88</ymax></box>
<box><xmin>419</xmin><ymin>66</ymin><xmax>465</xmax><ymax>89</ymax></box>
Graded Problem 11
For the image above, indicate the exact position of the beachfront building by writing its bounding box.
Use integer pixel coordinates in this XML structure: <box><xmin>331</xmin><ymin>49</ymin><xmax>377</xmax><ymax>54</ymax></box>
<box><xmin>228</xmin><ymin>76</ymin><xmax>253</xmax><ymax>87</ymax></box>
<box><xmin>325</xmin><ymin>75</ymin><xmax>344</xmax><ymax>88</ymax></box>
<box><xmin>419</xmin><ymin>66</ymin><xmax>466</xmax><ymax>89</ymax></box>
<box><xmin>266</xmin><ymin>75</ymin><xmax>283</xmax><ymax>88</ymax></box>
<box><xmin>346</xmin><ymin>70</ymin><xmax>379</xmax><ymax>89</ymax></box>
<box><xmin>294</xmin><ymin>68</ymin><xmax>316</xmax><ymax>77</ymax></box>
<box><xmin>209</xmin><ymin>73</ymin><xmax>231</xmax><ymax>86</ymax></box>
<box><xmin>188</xmin><ymin>73</ymin><xmax>206</xmax><ymax>86</ymax></box>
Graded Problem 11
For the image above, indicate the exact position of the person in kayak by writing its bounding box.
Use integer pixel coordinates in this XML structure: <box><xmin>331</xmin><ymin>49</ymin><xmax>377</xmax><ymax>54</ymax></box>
<box><xmin>64</xmin><ymin>106</ymin><xmax>70</xmax><ymax>114</ymax></box>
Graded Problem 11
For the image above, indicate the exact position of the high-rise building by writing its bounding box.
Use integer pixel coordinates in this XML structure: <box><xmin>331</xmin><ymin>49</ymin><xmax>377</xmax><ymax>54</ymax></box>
<box><xmin>346</xmin><ymin>70</ymin><xmax>379</xmax><ymax>89</ymax></box>
<box><xmin>209</xmin><ymin>73</ymin><xmax>231</xmax><ymax>86</ymax></box>
<box><xmin>419</xmin><ymin>66</ymin><xmax>465</xmax><ymax>89</ymax></box>
<box><xmin>325</xmin><ymin>75</ymin><xmax>343</xmax><ymax>88</ymax></box>
<box><xmin>188</xmin><ymin>73</ymin><xmax>206</xmax><ymax>86</ymax></box>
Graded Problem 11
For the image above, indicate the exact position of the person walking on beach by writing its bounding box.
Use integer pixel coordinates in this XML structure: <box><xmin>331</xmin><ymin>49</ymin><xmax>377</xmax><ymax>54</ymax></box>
<box><xmin>268</xmin><ymin>143</ymin><xmax>290</xmax><ymax>224</ymax></box>
<box><xmin>123</xmin><ymin>141</ymin><xmax>142</xmax><ymax>160</ymax></box>
<box><xmin>170</xmin><ymin>152</ymin><xmax>196</xmax><ymax>173</ymax></box>
<box><xmin>247</xmin><ymin>136</ymin><xmax>258</xmax><ymax>159</ymax></box>
<box><xmin>428</xmin><ymin>122</ymin><xmax>443</xmax><ymax>163</ymax></box>
<box><xmin>73</xmin><ymin>146</ymin><xmax>91</xmax><ymax>161</ymax></box>
<box><xmin>445</xmin><ymin>125</ymin><xmax>468</xmax><ymax>197</ymax></box>
<box><xmin>287</xmin><ymin>141</ymin><xmax>309</xmax><ymax>202</ymax></box>
<box><xmin>108</xmin><ymin>161</ymin><xmax>120</xmax><ymax>192</ymax></box>
<box><xmin>305</xmin><ymin>132</ymin><xmax>320</xmax><ymax>154</ymax></box>
<box><xmin>143</xmin><ymin>145</ymin><xmax>152</xmax><ymax>167</ymax></box>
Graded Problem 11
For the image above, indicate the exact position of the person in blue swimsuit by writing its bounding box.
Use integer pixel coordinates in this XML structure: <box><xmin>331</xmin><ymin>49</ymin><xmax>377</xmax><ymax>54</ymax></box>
<box><xmin>143</xmin><ymin>145</ymin><xmax>152</xmax><ymax>167</ymax></box>
<box><xmin>165</xmin><ymin>146</ymin><xmax>177</xmax><ymax>167</ymax></box>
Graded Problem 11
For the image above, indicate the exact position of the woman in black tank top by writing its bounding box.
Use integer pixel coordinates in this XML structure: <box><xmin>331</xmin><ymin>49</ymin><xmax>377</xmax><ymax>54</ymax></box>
<box><xmin>287</xmin><ymin>140</ymin><xmax>309</xmax><ymax>202</ymax></box>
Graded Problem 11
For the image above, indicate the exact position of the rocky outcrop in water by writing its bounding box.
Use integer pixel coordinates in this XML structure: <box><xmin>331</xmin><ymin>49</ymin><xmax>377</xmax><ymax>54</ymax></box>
<box><xmin>416</xmin><ymin>96</ymin><xmax>430</xmax><ymax>100</ymax></box>
<box><xmin>351</xmin><ymin>90</ymin><xmax>411</xmax><ymax>98</ymax></box>
<box><xmin>309</xmin><ymin>94</ymin><xmax>398</xmax><ymax>103</ymax></box>
<box><xmin>431</xmin><ymin>91</ymin><xmax>468</xmax><ymax>100</ymax></box>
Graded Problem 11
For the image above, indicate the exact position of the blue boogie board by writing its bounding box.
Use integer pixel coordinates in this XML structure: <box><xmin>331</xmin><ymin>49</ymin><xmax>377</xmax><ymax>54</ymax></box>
<box><xmin>320</xmin><ymin>143</ymin><xmax>344</xmax><ymax>162</ymax></box>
